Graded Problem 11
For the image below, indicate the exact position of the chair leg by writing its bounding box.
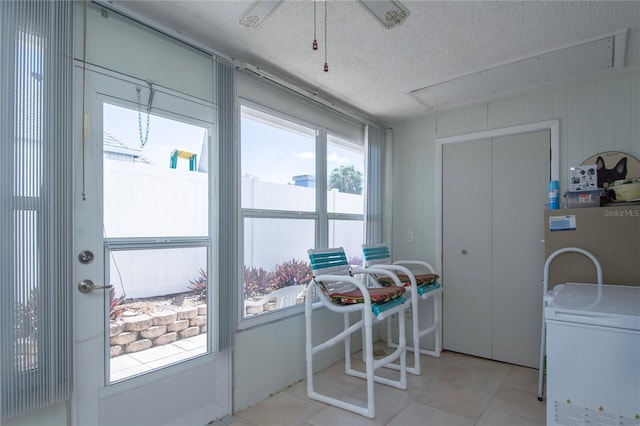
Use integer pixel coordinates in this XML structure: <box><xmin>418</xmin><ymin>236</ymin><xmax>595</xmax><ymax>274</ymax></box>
<box><xmin>305</xmin><ymin>294</ymin><xmax>406</xmax><ymax>418</ymax></box>
<box><xmin>434</xmin><ymin>292</ymin><xmax>442</xmax><ymax>355</ymax></box>
<box><xmin>395</xmin><ymin>312</ymin><xmax>407</xmax><ymax>389</ymax></box>
<box><xmin>416</xmin><ymin>292</ymin><xmax>442</xmax><ymax>358</ymax></box>
<box><xmin>411</xmin><ymin>294</ymin><xmax>422</xmax><ymax>375</ymax></box>
<box><xmin>385</xmin><ymin>291</ymin><xmax>442</xmax><ymax>375</ymax></box>
<box><xmin>344</xmin><ymin>312</ymin><xmax>352</xmax><ymax>374</ymax></box>
<box><xmin>306</xmin><ymin>305</ymin><xmax>377</xmax><ymax>418</ymax></box>
<box><xmin>363</xmin><ymin>319</ymin><xmax>376</xmax><ymax>418</ymax></box>
<box><xmin>305</xmin><ymin>300</ymin><xmax>315</xmax><ymax>403</ymax></box>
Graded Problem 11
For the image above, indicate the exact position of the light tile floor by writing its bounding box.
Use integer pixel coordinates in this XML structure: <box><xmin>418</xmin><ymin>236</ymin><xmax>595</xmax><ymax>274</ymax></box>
<box><xmin>233</xmin><ymin>348</ymin><xmax>545</xmax><ymax>426</ymax></box>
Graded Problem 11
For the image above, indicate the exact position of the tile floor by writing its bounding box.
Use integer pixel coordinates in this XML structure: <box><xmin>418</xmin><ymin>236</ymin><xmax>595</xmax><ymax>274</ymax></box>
<box><xmin>232</xmin><ymin>347</ymin><xmax>545</xmax><ymax>426</ymax></box>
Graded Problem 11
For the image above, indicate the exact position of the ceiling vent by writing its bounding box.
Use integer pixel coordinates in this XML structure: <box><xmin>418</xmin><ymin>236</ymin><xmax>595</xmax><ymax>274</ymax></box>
<box><xmin>238</xmin><ymin>0</ymin><xmax>281</xmax><ymax>29</ymax></box>
<box><xmin>409</xmin><ymin>29</ymin><xmax>628</xmax><ymax>110</ymax></box>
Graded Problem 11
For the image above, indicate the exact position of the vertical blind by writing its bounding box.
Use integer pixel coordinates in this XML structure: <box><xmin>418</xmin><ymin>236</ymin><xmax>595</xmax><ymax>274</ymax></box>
<box><xmin>0</xmin><ymin>0</ymin><xmax>73</xmax><ymax>419</ymax></box>
<box><xmin>217</xmin><ymin>57</ymin><xmax>238</xmax><ymax>349</ymax></box>
<box><xmin>365</xmin><ymin>124</ymin><xmax>384</xmax><ymax>244</ymax></box>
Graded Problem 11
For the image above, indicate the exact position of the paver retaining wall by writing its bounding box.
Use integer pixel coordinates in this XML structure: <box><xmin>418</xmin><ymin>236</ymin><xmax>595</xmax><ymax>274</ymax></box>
<box><xmin>109</xmin><ymin>304</ymin><xmax>207</xmax><ymax>357</ymax></box>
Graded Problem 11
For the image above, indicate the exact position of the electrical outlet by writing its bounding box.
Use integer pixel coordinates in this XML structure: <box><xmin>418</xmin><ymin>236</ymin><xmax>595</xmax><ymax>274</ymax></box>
<box><xmin>407</xmin><ymin>230</ymin><xmax>414</xmax><ymax>243</ymax></box>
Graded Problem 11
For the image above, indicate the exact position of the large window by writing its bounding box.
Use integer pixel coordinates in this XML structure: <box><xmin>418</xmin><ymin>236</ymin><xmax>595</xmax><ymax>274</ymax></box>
<box><xmin>240</xmin><ymin>105</ymin><xmax>365</xmax><ymax>322</ymax></box>
<box><xmin>327</xmin><ymin>135</ymin><xmax>366</xmax><ymax>266</ymax></box>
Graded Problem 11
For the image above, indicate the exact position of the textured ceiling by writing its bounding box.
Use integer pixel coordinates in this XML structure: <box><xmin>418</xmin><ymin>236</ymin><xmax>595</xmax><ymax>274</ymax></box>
<box><xmin>113</xmin><ymin>0</ymin><xmax>640</xmax><ymax>124</ymax></box>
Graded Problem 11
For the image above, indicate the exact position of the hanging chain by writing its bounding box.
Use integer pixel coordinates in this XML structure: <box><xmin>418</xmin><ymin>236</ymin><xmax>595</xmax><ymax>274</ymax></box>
<box><xmin>136</xmin><ymin>84</ymin><xmax>153</xmax><ymax>149</ymax></box>
<box><xmin>312</xmin><ymin>0</ymin><xmax>318</xmax><ymax>50</ymax></box>
<box><xmin>323</xmin><ymin>0</ymin><xmax>328</xmax><ymax>72</ymax></box>
<box><xmin>81</xmin><ymin>0</ymin><xmax>89</xmax><ymax>200</ymax></box>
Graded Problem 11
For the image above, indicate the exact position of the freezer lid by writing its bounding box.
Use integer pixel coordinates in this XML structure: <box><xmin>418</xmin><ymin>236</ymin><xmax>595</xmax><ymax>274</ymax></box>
<box><xmin>545</xmin><ymin>283</ymin><xmax>640</xmax><ymax>330</ymax></box>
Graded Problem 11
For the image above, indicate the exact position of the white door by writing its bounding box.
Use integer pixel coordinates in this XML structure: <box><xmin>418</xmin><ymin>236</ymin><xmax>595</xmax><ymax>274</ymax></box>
<box><xmin>491</xmin><ymin>131</ymin><xmax>549</xmax><ymax>367</ymax></box>
<box><xmin>72</xmin><ymin>65</ymin><xmax>230</xmax><ymax>425</ymax></box>
<box><xmin>442</xmin><ymin>130</ymin><xmax>549</xmax><ymax>368</ymax></box>
<box><xmin>442</xmin><ymin>138</ymin><xmax>493</xmax><ymax>359</ymax></box>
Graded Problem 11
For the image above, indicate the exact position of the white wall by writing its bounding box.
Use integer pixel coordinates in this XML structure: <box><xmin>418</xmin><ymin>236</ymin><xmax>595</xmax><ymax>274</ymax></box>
<box><xmin>390</xmin><ymin>71</ymin><xmax>640</xmax><ymax>265</ymax></box>
<box><xmin>73</xmin><ymin>3</ymin><xmax>214</xmax><ymax>103</ymax></box>
<box><xmin>233</xmin><ymin>308</ymin><xmax>360</xmax><ymax>412</ymax></box>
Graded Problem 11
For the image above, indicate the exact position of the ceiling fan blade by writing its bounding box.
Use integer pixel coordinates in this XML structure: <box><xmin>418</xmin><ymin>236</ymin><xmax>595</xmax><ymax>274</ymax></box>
<box><xmin>239</xmin><ymin>0</ymin><xmax>282</xmax><ymax>29</ymax></box>
<box><xmin>359</xmin><ymin>0</ymin><xmax>409</xmax><ymax>29</ymax></box>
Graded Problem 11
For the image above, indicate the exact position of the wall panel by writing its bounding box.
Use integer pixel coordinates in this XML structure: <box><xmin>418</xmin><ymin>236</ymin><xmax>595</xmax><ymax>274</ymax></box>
<box><xmin>567</xmin><ymin>85</ymin><xmax>584</xmax><ymax>168</ymax></box>
<box><xmin>582</xmin><ymin>82</ymin><xmax>600</xmax><ymax>158</ymax></box>
<box><xmin>73</xmin><ymin>3</ymin><xmax>215</xmax><ymax>103</ymax></box>
<box><xmin>510</xmin><ymin>96</ymin><xmax>527</xmax><ymax>124</ymax></box>
<box><xmin>614</xmin><ymin>74</ymin><xmax>633</xmax><ymax>153</ymax></box>
<box><xmin>391</xmin><ymin>70</ymin><xmax>640</xmax><ymax>265</ymax></box>
<box><xmin>598</xmin><ymin>78</ymin><xmax>616</xmax><ymax>152</ymax></box>
<box><xmin>465</xmin><ymin>104</ymin><xmax>488</xmax><ymax>133</ymax></box>
<box><xmin>390</xmin><ymin>117</ymin><xmax>437</xmax><ymax>263</ymax></box>
<box><xmin>539</xmin><ymin>90</ymin><xmax>554</xmax><ymax>121</ymax></box>
<box><xmin>634</xmin><ymin>73</ymin><xmax>640</xmax><ymax>153</ymax></box>
<box><xmin>524</xmin><ymin>92</ymin><xmax>541</xmax><ymax>122</ymax></box>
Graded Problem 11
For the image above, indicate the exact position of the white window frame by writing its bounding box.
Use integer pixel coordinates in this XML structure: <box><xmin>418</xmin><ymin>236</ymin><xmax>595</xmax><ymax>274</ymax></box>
<box><xmin>238</xmin><ymin>101</ymin><xmax>365</xmax><ymax>329</ymax></box>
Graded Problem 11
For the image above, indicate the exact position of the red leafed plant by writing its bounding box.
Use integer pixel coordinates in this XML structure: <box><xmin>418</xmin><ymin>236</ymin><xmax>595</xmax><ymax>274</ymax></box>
<box><xmin>188</xmin><ymin>268</ymin><xmax>208</xmax><ymax>299</ymax></box>
<box><xmin>110</xmin><ymin>289</ymin><xmax>126</xmax><ymax>320</ymax></box>
<box><xmin>244</xmin><ymin>266</ymin><xmax>274</xmax><ymax>298</ymax></box>
<box><xmin>269</xmin><ymin>258</ymin><xmax>312</xmax><ymax>289</ymax></box>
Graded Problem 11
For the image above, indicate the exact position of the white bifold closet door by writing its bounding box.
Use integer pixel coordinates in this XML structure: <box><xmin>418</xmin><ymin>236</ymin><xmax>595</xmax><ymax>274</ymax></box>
<box><xmin>442</xmin><ymin>130</ymin><xmax>550</xmax><ymax>368</ymax></box>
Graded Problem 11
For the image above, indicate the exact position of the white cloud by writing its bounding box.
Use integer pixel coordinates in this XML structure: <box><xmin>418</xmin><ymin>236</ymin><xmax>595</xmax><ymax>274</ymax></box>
<box><xmin>293</xmin><ymin>151</ymin><xmax>315</xmax><ymax>160</ymax></box>
<box><xmin>327</xmin><ymin>152</ymin><xmax>348</xmax><ymax>164</ymax></box>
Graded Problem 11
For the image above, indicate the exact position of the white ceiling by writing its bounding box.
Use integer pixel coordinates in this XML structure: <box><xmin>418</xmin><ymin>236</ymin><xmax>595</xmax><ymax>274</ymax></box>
<box><xmin>112</xmin><ymin>0</ymin><xmax>640</xmax><ymax>124</ymax></box>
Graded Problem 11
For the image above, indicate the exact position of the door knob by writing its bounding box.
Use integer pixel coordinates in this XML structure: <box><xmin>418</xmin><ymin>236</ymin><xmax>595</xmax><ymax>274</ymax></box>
<box><xmin>461</xmin><ymin>249</ymin><xmax>468</xmax><ymax>255</ymax></box>
<box><xmin>78</xmin><ymin>279</ymin><xmax>113</xmax><ymax>294</ymax></box>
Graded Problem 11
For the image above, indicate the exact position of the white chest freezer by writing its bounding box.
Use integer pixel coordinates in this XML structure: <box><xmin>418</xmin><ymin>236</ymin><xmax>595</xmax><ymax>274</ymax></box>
<box><xmin>545</xmin><ymin>283</ymin><xmax>640</xmax><ymax>425</ymax></box>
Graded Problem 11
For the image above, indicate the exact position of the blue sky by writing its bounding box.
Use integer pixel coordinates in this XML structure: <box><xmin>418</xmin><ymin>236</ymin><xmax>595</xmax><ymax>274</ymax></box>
<box><xmin>103</xmin><ymin>103</ymin><xmax>206</xmax><ymax>171</ymax></box>
<box><xmin>241</xmin><ymin>116</ymin><xmax>363</xmax><ymax>185</ymax></box>
<box><xmin>103</xmin><ymin>103</ymin><xmax>363</xmax><ymax>183</ymax></box>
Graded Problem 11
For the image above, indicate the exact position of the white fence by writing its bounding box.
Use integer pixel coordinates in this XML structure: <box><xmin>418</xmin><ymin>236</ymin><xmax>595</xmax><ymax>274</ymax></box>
<box><xmin>105</xmin><ymin>162</ymin><xmax>363</xmax><ymax>299</ymax></box>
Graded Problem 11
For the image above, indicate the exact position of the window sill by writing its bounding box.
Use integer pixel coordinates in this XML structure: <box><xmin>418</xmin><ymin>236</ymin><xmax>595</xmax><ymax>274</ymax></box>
<box><xmin>237</xmin><ymin>303</ymin><xmax>305</xmax><ymax>331</ymax></box>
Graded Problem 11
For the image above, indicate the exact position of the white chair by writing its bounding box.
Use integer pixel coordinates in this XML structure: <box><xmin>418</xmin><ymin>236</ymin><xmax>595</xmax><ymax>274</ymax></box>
<box><xmin>244</xmin><ymin>284</ymin><xmax>306</xmax><ymax>314</ymax></box>
<box><xmin>362</xmin><ymin>243</ymin><xmax>442</xmax><ymax>376</ymax></box>
<box><xmin>306</xmin><ymin>247</ymin><xmax>408</xmax><ymax>419</ymax></box>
